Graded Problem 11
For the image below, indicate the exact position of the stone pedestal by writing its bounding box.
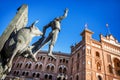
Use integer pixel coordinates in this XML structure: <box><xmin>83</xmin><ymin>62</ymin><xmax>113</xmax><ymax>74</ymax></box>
<box><xmin>0</xmin><ymin>4</ymin><xmax>28</xmax><ymax>79</ymax></box>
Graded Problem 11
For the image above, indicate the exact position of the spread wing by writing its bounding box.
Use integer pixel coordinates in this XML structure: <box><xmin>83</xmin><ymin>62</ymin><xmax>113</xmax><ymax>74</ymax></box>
<box><xmin>0</xmin><ymin>5</ymin><xmax>28</xmax><ymax>52</ymax></box>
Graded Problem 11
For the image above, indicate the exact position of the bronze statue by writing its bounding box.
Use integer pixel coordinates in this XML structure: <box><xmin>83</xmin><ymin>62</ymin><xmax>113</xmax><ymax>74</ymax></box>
<box><xmin>33</xmin><ymin>8</ymin><xmax>68</xmax><ymax>59</ymax></box>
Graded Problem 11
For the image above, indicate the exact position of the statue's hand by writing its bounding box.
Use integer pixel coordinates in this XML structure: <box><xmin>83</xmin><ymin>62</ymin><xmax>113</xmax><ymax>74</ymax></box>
<box><xmin>64</xmin><ymin>8</ymin><xmax>69</xmax><ymax>13</ymax></box>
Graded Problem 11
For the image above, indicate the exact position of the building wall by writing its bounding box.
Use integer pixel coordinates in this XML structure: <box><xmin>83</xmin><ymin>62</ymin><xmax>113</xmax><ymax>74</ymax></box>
<box><xmin>101</xmin><ymin>35</ymin><xmax>120</xmax><ymax>80</ymax></box>
<box><xmin>69</xmin><ymin>29</ymin><xmax>120</xmax><ymax>80</ymax></box>
<box><xmin>6</xmin><ymin>51</ymin><xmax>70</xmax><ymax>80</ymax></box>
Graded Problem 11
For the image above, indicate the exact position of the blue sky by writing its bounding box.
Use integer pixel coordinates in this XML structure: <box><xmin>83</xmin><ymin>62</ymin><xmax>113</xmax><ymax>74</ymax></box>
<box><xmin>0</xmin><ymin>0</ymin><xmax>120</xmax><ymax>54</ymax></box>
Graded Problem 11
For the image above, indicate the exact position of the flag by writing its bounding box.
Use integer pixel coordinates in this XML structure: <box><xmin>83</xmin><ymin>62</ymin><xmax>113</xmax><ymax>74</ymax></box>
<box><xmin>106</xmin><ymin>23</ymin><xmax>109</xmax><ymax>27</ymax></box>
<box><xmin>85</xmin><ymin>23</ymin><xmax>88</xmax><ymax>29</ymax></box>
<box><xmin>106</xmin><ymin>23</ymin><xmax>111</xmax><ymax>34</ymax></box>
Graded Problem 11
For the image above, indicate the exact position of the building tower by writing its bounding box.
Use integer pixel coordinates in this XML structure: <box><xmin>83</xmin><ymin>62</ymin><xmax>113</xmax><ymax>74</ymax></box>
<box><xmin>70</xmin><ymin>25</ymin><xmax>95</xmax><ymax>80</ymax></box>
<box><xmin>70</xmin><ymin>25</ymin><xmax>120</xmax><ymax>80</ymax></box>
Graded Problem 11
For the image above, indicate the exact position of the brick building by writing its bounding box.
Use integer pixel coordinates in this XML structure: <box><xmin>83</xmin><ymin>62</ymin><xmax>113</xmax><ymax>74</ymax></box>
<box><xmin>6</xmin><ymin>28</ymin><xmax>120</xmax><ymax>80</ymax></box>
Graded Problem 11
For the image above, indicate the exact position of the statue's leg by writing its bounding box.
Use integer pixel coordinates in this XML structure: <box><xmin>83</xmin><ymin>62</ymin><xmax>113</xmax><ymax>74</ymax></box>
<box><xmin>6</xmin><ymin>42</ymin><xmax>25</xmax><ymax>73</ymax></box>
<box><xmin>48</xmin><ymin>30</ymin><xmax>59</xmax><ymax>59</ymax></box>
<box><xmin>26</xmin><ymin>47</ymin><xmax>37</xmax><ymax>62</ymax></box>
<box><xmin>40</xmin><ymin>33</ymin><xmax>52</xmax><ymax>48</ymax></box>
<box><xmin>33</xmin><ymin>33</ymin><xmax>52</xmax><ymax>56</ymax></box>
<box><xmin>6</xmin><ymin>48</ymin><xmax>18</xmax><ymax>73</ymax></box>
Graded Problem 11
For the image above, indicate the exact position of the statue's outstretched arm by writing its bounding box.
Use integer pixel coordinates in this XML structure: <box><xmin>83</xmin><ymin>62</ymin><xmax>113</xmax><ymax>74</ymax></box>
<box><xmin>59</xmin><ymin>8</ymin><xmax>69</xmax><ymax>21</ymax></box>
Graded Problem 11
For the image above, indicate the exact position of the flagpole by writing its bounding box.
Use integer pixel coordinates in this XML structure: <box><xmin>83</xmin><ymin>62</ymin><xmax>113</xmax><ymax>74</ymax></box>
<box><xmin>106</xmin><ymin>23</ymin><xmax>111</xmax><ymax>35</ymax></box>
<box><xmin>85</xmin><ymin>23</ymin><xmax>88</xmax><ymax>29</ymax></box>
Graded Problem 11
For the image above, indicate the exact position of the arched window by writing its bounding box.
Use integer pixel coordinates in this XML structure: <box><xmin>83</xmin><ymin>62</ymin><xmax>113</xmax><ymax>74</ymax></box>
<box><xmin>48</xmin><ymin>57</ymin><xmax>51</xmax><ymax>61</ymax></box>
<box><xmin>45</xmin><ymin>74</ymin><xmax>48</xmax><ymax>79</ymax></box>
<box><xmin>77</xmin><ymin>53</ymin><xmax>79</xmax><ymax>59</ymax></box>
<box><xmin>20</xmin><ymin>63</ymin><xmax>22</xmax><ymax>68</ymax></box>
<box><xmin>70</xmin><ymin>77</ymin><xmax>72</xmax><ymax>80</ymax></box>
<box><xmin>25</xmin><ymin>62</ymin><xmax>32</xmax><ymax>69</ymax></box>
<box><xmin>96</xmin><ymin>52</ymin><xmax>100</xmax><ymax>57</ymax></box>
<box><xmin>32</xmin><ymin>73</ymin><xmax>36</xmax><ymax>77</ymax></box>
<box><xmin>28</xmin><ymin>64</ymin><xmax>32</xmax><ymax>69</ymax></box>
<box><xmin>43</xmin><ymin>57</ymin><xmax>45</xmax><ymax>60</ymax></box>
<box><xmin>12</xmin><ymin>63</ymin><xmax>15</xmax><ymax>68</ymax></box>
<box><xmin>36</xmin><ymin>73</ymin><xmax>40</xmax><ymax>78</ymax></box>
<box><xmin>14</xmin><ymin>71</ymin><xmax>16</xmax><ymax>75</ymax></box>
<box><xmin>47</xmin><ymin>65</ymin><xmax>50</xmax><ymax>71</ymax></box>
<box><xmin>59</xmin><ymin>67</ymin><xmax>62</xmax><ymax>73</ymax></box>
<box><xmin>114</xmin><ymin>58</ymin><xmax>120</xmax><ymax>67</ymax></box>
<box><xmin>40</xmin><ymin>56</ymin><xmax>42</xmax><ymax>60</ymax></box>
<box><xmin>22</xmin><ymin>72</ymin><xmax>25</xmax><ymax>76</ymax></box>
<box><xmin>60</xmin><ymin>59</ymin><xmax>62</xmax><ymax>63</ymax></box>
<box><xmin>117</xmin><ymin>63</ymin><xmax>120</xmax><ymax>67</ymax></box>
<box><xmin>63</xmin><ymin>59</ymin><xmax>65</xmax><ymax>63</ymax></box>
<box><xmin>117</xmin><ymin>70</ymin><xmax>120</xmax><ymax>76</ymax></box>
<box><xmin>25</xmin><ymin>63</ymin><xmax>28</xmax><ymax>68</ymax></box>
<box><xmin>76</xmin><ymin>75</ymin><xmax>79</xmax><ymax>80</ymax></box>
<box><xmin>51</xmin><ymin>66</ymin><xmax>54</xmax><ymax>71</ymax></box>
<box><xmin>72</xmin><ymin>58</ymin><xmax>74</xmax><ymax>63</ymax></box>
<box><xmin>16</xmin><ymin>63</ymin><xmax>19</xmax><ymax>68</ymax></box>
<box><xmin>51</xmin><ymin>58</ymin><xmax>54</xmax><ymax>61</ymax></box>
<box><xmin>113</xmin><ymin>58</ymin><xmax>120</xmax><ymax>76</ymax></box>
<box><xmin>108</xmin><ymin>65</ymin><xmax>113</xmax><ymax>73</ymax></box>
<box><xmin>57</xmin><ymin>77</ymin><xmax>61</xmax><ymax>80</ymax></box>
<box><xmin>49</xmin><ymin>75</ymin><xmax>52</xmax><ymax>80</ymax></box>
<box><xmin>66</xmin><ymin>60</ymin><xmax>68</xmax><ymax>64</ymax></box>
<box><xmin>37</xmin><ymin>57</ymin><xmax>40</xmax><ymax>60</ymax></box>
<box><xmin>59</xmin><ymin>65</ymin><xmax>67</xmax><ymax>74</ymax></box>
<box><xmin>54</xmin><ymin>58</ymin><xmax>56</xmax><ymax>62</ymax></box>
<box><xmin>97</xmin><ymin>62</ymin><xmax>101</xmax><ymax>70</ymax></box>
<box><xmin>26</xmin><ymin>72</ymin><xmax>29</xmax><ymax>76</ymax></box>
<box><xmin>63</xmin><ymin>68</ymin><xmax>67</xmax><ymax>73</ymax></box>
<box><xmin>77</xmin><ymin>63</ymin><xmax>79</xmax><ymax>71</ymax></box>
<box><xmin>16</xmin><ymin>71</ymin><xmax>19</xmax><ymax>75</ymax></box>
<box><xmin>39</xmin><ymin>64</ymin><xmax>42</xmax><ymax>70</ymax></box>
<box><xmin>98</xmin><ymin>75</ymin><xmax>102</xmax><ymax>80</ymax></box>
<box><xmin>35</xmin><ymin>64</ymin><xmax>38</xmax><ymax>69</ymax></box>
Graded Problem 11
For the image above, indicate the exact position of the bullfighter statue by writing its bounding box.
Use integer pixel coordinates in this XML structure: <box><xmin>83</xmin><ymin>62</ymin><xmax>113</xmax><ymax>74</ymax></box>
<box><xmin>33</xmin><ymin>8</ymin><xmax>69</xmax><ymax>59</ymax></box>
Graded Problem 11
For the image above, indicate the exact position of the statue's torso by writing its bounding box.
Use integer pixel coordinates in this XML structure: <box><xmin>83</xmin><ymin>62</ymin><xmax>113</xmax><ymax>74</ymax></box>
<box><xmin>51</xmin><ymin>20</ymin><xmax>61</xmax><ymax>31</ymax></box>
